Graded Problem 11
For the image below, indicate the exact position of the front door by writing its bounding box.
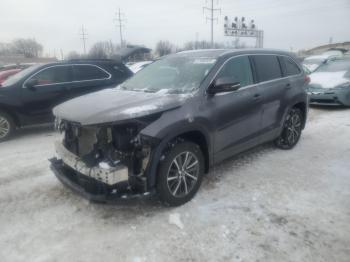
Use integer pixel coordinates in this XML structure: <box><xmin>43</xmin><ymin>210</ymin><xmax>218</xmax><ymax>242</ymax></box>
<box><xmin>206</xmin><ymin>55</ymin><xmax>263</xmax><ymax>163</ymax></box>
<box><xmin>20</xmin><ymin>65</ymin><xmax>73</xmax><ymax>123</ymax></box>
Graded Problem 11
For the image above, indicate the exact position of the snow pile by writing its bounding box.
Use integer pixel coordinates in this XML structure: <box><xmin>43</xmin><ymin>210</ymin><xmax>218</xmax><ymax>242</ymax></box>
<box><xmin>168</xmin><ymin>213</ymin><xmax>184</xmax><ymax>229</ymax></box>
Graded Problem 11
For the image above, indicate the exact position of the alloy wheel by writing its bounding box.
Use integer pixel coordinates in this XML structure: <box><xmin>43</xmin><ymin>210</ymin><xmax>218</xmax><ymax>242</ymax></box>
<box><xmin>286</xmin><ymin>112</ymin><xmax>302</xmax><ymax>145</ymax></box>
<box><xmin>166</xmin><ymin>151</ymin><xmax>200</xmax><ymax>198</ymax></box>
<box><xmin>0</xmin><ymin>116</ymin><xmax>10</xmax><ymax>139</ymax></box>
<box><xmin>275</xmin><ymin>108</ymin><xmax>302</xmax><ymax>149</ymax></box>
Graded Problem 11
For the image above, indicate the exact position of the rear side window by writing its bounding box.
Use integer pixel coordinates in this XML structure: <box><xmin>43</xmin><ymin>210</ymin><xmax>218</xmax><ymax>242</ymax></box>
<box><xmin>252</xmin><ymin>55</ymin><xmax>282</xmax><ymax>82</ymax></box>
<box><xmin>217</xmin><ymin>56</ymin><xmax>253</xmax><ymax>87</ymax></box>
<box><xmin>281</xmin><ymin>56</ymin><xmax>301</xmax><ymax>76</ymax></box>
<box><xmin>30</xmin><ymin>66</ymin><xmax>72</xmax><ymax>85</ymax></box>
<box><xmin>73</xmin><ymin>65</ymin><xmax>110</xmax><ymax>81</ymax></box>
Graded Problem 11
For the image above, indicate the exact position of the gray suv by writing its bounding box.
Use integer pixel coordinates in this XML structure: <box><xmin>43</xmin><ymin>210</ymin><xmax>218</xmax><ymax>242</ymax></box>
<box><xmin>50</xmin><ymin>49</ymin><xmax>309</xmax><ymax>206</ymax></box>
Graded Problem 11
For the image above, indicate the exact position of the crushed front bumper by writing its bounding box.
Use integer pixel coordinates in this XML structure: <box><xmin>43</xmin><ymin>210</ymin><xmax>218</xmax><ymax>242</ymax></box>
<box><xmin>50</xmin><ymin>141</ymin><xmax>154</xmax><ymax>202</ymax></box>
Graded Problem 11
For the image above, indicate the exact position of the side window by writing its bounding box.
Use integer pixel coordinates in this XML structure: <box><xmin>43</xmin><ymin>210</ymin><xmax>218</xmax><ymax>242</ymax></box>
<box><xmin>253</xmin><ymin>55</ymin><xmax>282</xmax><ymax>82</ymax></box>
<box><xmin>217</xmin><ymin>56</ymin><xmax>253</xmax><ymax>87</ymax></box>
<box><xmin>281</xmin><ymin>57</ymin><xmax>301</xmax><ymax>76</ymax></box>
<box><xmin>30</xmin><ymin>66</ymin><xmax>72</xmax><ymax>85</ymax></box>
<box><xmin>73</xmin><ymin>65</ymin><xmax>110</xmax><ymax>81</ymax></box>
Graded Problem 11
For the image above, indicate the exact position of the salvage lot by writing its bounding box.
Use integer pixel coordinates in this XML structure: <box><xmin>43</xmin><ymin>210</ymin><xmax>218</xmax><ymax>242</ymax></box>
<box><xmin>0</xmin><ymin>108</ymin><xmax>349</xmax><ymax>262</ymax></box>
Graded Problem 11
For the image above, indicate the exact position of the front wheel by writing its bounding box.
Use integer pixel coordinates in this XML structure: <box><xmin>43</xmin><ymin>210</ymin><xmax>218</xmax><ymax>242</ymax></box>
<box><xmin>157</xmin><ymin>141</ymin><xmax>204</xmax><ymax>206</ymax></box>
<box><xmin>274</xmin><ymin>108</ymin><xmax>303</xmax><ymax>150</ymax></box>
<box><xmin>0</xmin><ymin>111</ymin><xmax>15</xmax><ymax>142</ymax></box>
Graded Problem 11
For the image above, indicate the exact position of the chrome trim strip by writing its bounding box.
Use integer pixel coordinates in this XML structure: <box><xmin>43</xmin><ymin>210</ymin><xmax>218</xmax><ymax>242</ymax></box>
<box><xmin>22</xmin><ymin>64</ymin><xmax>112</xmax><ymax>88</ymax></box>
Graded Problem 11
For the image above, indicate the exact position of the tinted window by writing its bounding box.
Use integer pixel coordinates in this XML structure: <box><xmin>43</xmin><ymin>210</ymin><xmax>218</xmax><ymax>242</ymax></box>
<box><xmin>253</xmin><ymin>55</ymin><xmax>282</xmax><ymax>82</ymax></box>
<box><xmin>73</xmin><ymin>65</ymin><xmax>109</xmax><ymax>81</ymax></box>
<box><xmin>282</xmin><ymin>57</ymin><xmax>301</xmax><ymax>76</ymax></box>
<box><xmin>30</xmin><ymin>66</ymin><xmax>72</xmax><ymax>85</ymax></box>
<box><xmin>217</xmin><ymin>56</ymin><xmax>253</xmax><ymax>87</ymax></box>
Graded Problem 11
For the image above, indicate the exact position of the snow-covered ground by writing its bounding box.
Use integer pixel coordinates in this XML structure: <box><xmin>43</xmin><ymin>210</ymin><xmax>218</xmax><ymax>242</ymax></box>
<box><xmin>0</xmin><ymin>108</ymin><xmax>349</xmax><ymax>262</ymax></box>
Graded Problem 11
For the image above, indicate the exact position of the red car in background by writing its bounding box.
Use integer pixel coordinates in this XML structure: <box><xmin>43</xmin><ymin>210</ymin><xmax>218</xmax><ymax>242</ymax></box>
<box><xmin>0</xmin><ymin>69</ymin><xmax>21</xmax><ymax>85</ymax></box>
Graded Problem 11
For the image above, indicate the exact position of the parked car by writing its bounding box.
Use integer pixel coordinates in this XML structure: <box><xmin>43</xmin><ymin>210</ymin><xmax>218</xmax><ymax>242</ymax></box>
<box><xmin>50</xmin><ymin>49</ymin><xmax>309</xmax><ymax>206</ymax></box>
<box><xmin>0</xmin><ymin>69</ymin><xmax>21</xmax><ymax>85</ymax></box>
<box><xmin>322</xmin><ymin>50</ymin><xmax>345</xmax><ymax>57</ymax></box>
<box><xmin>0</xmin><ymin>63</ymin><xmax>36</xmax><ymax>72</ymax></box>
<box><xmin>302</xmin><ymin>54</ymin><xmax>338</xmax><ymax>73</ymax></box>
<box><xmin>127</xmin><ymin>61</ymin><xmax>153</xmax><ymax>73</ymax></box>
<box><xmin>307</xmin><ymin>58</ymin><xmax>350</xmax><ymax>107</ymax></box>
<box><xmin>0</xmin><ymin>59</ymin><xmax>132</xmax><ymax>141</ymax></box>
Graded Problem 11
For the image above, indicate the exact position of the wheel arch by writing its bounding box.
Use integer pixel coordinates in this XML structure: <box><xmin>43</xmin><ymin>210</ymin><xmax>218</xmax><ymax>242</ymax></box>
<box><xmin>0</xmin><ymin>106</ymin><xmax>20</xmax><ymax>127</ymax></box>
<box><xmin>145</xmin><ymin>128</ymin><xmax>212</xmax><ymax>189</ymax></box>
<box><xmin>292</xmin><ymin>102</ymin><xmax>307</xmax><ymax>129</ymax></box>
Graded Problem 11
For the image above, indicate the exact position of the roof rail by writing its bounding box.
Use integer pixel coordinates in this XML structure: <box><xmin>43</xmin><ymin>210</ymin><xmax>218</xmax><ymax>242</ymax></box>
<box><xmin>65</xmin><ymin>58</ymin><xmax>120</xmax><ymax>63</ymax></box>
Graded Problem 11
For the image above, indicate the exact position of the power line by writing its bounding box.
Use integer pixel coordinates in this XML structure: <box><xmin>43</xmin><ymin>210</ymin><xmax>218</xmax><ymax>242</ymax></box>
<box><xmin>114</xmin><ymin>8</ymin><xmax>126</xmax><ymax>47</ymax></box>
<box><xmin>203</xmin><ymin>0</ymin><xmax>221</xmax><ymax>48</ymax></box>
<box><xmin>79</xmin><ymin>25</ymin><xmax>88</xmax><ymax>55</ymax></box>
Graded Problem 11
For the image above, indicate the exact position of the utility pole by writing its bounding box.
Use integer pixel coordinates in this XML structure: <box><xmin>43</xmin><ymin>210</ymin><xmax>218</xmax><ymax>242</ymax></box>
<box><xmin>79</xmin><ymin>25</ymin><xmax>88</xmax><ymax>55</ymax></box>
<box><xmin>114</xmin><ymin>8</ymin><xmax>126</xmax><ymax>48</ymax></box>
<box><xmin>203</xmin><ymin>0</ymin><xmax>221</xmax><ymax>48</ymax></box>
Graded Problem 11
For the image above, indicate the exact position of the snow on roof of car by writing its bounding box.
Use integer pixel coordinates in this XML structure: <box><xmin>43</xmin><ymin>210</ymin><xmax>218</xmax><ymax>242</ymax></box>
<box><xmin>305</xmin><ymin>54</ymin><xmax>336</xmax><ymax>61</ymax></box>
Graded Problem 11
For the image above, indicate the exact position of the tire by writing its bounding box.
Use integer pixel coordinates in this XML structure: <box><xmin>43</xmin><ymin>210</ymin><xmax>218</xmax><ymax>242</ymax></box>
<box><xmin>0</xmin><ymin>111</ymin><xmax>15</xmax><ymax>142</ymax></box>
<box><xmin>157</xmin><ymin>141</ymin><xmax>205</xmax><ymax>206</ymax></box>
<box><xmin>274</xmin><ymin>107</ymin><xmax>303</xmax><ymax>150</ymax></box>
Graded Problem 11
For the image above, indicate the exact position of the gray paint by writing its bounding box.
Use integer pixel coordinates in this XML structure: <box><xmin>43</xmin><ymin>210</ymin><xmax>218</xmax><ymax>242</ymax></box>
<box><xmin>53</xmin><ymin>88</ymin><xmax>188</xmax><ymax>125</ymax></box>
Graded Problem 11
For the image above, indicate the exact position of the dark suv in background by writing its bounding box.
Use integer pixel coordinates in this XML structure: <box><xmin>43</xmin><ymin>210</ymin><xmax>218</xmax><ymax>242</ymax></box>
<box><xmin>50</xmin><ymin>49</ymin><xmax>309</xmax><ymax>206</ymax></box>
<box><xmin>0</xmin><ymin>59</ymin><xmax>132</xmax><ymax>141</ymax></box>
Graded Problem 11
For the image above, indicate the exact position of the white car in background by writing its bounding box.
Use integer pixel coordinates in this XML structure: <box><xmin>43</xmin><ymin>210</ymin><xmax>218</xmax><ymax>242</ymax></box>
<box><xmin>303</xmin><ymin>54</ymin><xmax>339</xmax><ymax>73</ymax></box>
<box><xmin>127</xmin><ymin>61</ymin><xmax>153</xmax><ymax>73</ymax></box>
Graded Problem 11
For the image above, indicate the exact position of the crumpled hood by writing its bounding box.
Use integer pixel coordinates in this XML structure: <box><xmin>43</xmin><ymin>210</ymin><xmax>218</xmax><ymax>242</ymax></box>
<box><xmin>53</xmin><ymin>88</ymin><xmax>188</xmax><ymax>125</ymax></box>
<box><xmin>309</xmin><ymin>71</ymin><xmax>350</xmax><ymax>89</ymax></box>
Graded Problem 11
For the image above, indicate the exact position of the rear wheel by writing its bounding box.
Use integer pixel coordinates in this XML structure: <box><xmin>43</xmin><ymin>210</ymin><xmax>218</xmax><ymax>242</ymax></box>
<box><xmin>274</xmin><ymin>108</ymin><xmax>303</xmax><ymax>149</ymax></box>
<box><xmin>0</xmin><ymin>111</ymin><xmax>15</xmax><ymax>142</ymax></box>
<box><xmin>157</xmin><ymin>141</ymin><xmax>204</xmax><ymax>206</ymax></box>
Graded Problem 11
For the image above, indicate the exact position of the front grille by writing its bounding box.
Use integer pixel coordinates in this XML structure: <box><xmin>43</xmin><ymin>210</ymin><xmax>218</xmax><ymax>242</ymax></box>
<box><xmin>310</xmin><ymin>98</ymin><xmax>339</xmax><ymax>104</ymax></box>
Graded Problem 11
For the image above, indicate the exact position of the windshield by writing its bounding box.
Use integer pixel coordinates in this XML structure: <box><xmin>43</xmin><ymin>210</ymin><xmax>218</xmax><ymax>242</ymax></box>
<box><xmin>316</xmin><ymin>60</ymin><xmax>350</xmax><ymax>73</ymax></box>
<box><xmin>119</xmin><ymin>55</ymin><xmax>217</xmax><ymax>94</ymax></box>
<box><xmin>303</xmin><ymin>59</ymin><xmax>323</xmax><ymax>65</ymax></box>
<box><xmin>1</xmin><ymin>64</ymin><xmax>42</xmax><ymax>87</ymax></box>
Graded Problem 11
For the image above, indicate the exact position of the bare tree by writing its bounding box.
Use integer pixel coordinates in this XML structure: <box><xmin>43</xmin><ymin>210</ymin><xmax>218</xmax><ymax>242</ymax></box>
<box><xmin>65</xmin><ymin>51</ymin><xmax>81</xmax><ymax>60</ymax></box>
<box><xmin>182</xmin><ymin>40</ymin><xmax>225</xmax><ymax>51</ymax></box>
<box><xmin>88</xmin><ymin>41</ymin><xmax>119</xmax><ymax>59</ymax></box>
<box><xmin>155</xmin><ymin>41</ymin><xmax>174</xmax><ymax>57</ymax></box>
<box><xmin>0</xmin><ymin>43</ymin><xmax>12</xmax><ymax>55</ymax></box>
<box><xmin>11</xmin><ymin>38</ymin><xmax>43</xmax><ymax>58</ymax></box>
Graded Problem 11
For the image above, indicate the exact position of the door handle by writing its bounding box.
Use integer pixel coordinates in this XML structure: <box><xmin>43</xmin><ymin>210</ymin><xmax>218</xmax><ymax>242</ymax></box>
<box><xmin>253</xmin><ymin>94</ymin><xmax>261</xmax><ymax>101</ymax></box>
<box><xmin>285</xmin><ymin>83</ymin><xmax>292</xmax><ymax>89</ymax></box>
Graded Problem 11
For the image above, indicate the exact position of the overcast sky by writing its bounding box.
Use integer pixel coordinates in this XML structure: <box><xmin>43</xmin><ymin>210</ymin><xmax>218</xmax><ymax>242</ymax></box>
<box><xmin>1</xmin><ymin>0</ymin><xmax>350</xmax><ymax>57</ymax></box>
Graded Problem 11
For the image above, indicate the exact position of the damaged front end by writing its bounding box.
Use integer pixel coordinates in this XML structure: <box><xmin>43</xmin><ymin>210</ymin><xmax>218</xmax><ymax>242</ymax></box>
<box><xmin>50</xmin><ymin>116</ymin><xmax>160</xmax><ymax>202</ymax></box>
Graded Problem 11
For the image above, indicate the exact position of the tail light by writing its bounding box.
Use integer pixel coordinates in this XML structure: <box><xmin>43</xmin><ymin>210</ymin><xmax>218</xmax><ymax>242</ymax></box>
<box><xmin>304</xmin><ymin>75</ymin><xmax>310</xmax><ymax>85</ymax></box>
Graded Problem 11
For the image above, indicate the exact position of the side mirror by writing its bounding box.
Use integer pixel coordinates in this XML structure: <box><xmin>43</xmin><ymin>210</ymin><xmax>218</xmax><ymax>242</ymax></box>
<box><xmin>25</xmin><ymin>79</ymin><xmax>38</xmax><ymax>89</ymax></box>
<box><xmin>208</xmin><ymin>77</ymin><xmax>241</xmax><ymax>95</ymax></box>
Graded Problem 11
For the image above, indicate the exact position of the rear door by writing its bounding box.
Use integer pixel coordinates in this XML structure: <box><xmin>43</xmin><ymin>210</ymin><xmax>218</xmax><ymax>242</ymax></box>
<box><xmin>68</xmin><ymin>64</ymin><xmax>112</xmax><ymax>98</ymax></box>
<box><xmin>251</xmin><ymin>55</ymin><xmax>286</xmax><ymax>135</ymax></box>
<box><xmin>209</xmin><ymin>55</ymin><xmax>263</xmax><ymax>162</ymax></box>
<box><xmin>20</xmin><ymin>65</ymin><xmax>73</xmax><ymax>123</ymax></box>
